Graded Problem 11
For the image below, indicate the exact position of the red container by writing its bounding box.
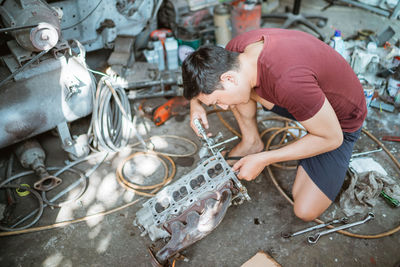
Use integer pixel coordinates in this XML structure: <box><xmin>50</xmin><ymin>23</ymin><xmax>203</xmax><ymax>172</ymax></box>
<box><xmin>230</xmin><ymin>2</ymin><xmax>262</xmax><ymax>37</ymax></box>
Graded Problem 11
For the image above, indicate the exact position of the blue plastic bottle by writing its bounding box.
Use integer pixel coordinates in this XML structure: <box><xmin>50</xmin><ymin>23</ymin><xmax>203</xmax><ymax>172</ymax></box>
<box><xmin>329</xmin><ymin>30</ymin><xmax>346</xmax><ymax>59</ymax></box>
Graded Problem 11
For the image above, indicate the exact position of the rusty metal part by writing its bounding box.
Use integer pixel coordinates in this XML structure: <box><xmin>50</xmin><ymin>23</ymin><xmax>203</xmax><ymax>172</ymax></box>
<box><xmin>14</xmin><ymin>139</ymin><xmax>62</xmax><ymax>191</ymax></box>
<box><xmin>148</xmin><ymin>248</ymin><xmax>164</xmax><ymax>267</ymax></box>
<box><xmin>155</xmin><ymin>187</ymin><xmax>232</xmax><ymax>265</ymax></box>
<box><xmin>32</xmin><ymin>169</ymin><xmax>62</xmax><ymax>191</ymax></box>
<box><xmin>135</xmin><ymin>147</ymin><xmax>250</xmax><ymax>266</ymax></box>
<box><xmin>162</xmin><ymin>181</ymin><xmax>234</xmax><ymax>234</ymax></box>
<box><xmin>134</xmin><ymin>152</ymin><xmax>249</xmax><ymax>241</ymax></box>
<box><xmin>382</xmin><ymin>136</ymin><xmax>400</xmax><ymax>142</ymax></box>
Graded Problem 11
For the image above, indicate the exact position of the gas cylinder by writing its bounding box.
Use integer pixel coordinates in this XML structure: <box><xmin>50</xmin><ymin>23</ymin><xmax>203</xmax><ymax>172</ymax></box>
<box><xmin>213</xmin><ymin>5</ymin><xmax>232</xmax><ymax>47</ymax></box>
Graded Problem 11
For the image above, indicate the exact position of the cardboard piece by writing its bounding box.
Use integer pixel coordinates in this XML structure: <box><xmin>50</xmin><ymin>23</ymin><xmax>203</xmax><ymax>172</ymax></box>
<box><xmin>241</xmin><ymin>251</ymin><xmax>282</xmax><ymax>267</ymax></box>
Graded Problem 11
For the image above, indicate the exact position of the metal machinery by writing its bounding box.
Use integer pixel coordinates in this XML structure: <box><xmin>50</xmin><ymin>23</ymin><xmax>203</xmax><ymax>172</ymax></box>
<box><xmin>134</xmin><ymin>119</ymin><xmax>250</xmax><ymax>266</ymax></box>
<box><xmin>0</xmin><ymin>1</ymin><xmax>247</xmax><ymax>263</ymax></box>
<box><xmin>0</xmin><ymin>0</ymin><xmax>157</xmax><ymax>158</ymax></box>
<box><xmin>48</xmin><ymin>0</ymin><xmax>157</xmax><ymax>52</ymax></box>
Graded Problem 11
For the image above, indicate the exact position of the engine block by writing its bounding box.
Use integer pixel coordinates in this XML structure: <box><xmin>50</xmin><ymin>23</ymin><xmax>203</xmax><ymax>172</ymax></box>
<box><xmin>134</xmin><ymin>152</ymin><xmax>250</xmax><ymax>242</ymax></box>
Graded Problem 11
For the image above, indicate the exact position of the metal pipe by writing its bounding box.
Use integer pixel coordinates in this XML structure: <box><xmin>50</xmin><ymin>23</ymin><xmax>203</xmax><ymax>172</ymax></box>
<box><xmin>351</xmin><ymin>148</ymin><xmax>383</xmax><ymax>158</ymax></box>
<box><xmin>128</xmin><ymin>89</ymin><xmax>179</xmax><ymax>100</ymax></box>
<box><xmin>209</xmin><ymin>136</ymin><xmax>239</xmax><ymax>149</ymax></box>
<box><xmin>127</xmin><ymin>77</ymin><xmax>177</xmax><ymax>89</ymax></box>
<box><xmin>14</xmin><ymin>139</ymin><xmax>62</xmax><ymax>191</ymax></box>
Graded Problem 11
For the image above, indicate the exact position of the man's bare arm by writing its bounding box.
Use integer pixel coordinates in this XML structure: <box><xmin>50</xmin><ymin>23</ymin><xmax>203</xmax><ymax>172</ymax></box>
<box><xmin>233</xmin><ymin>98</ymin><xmax>343</xmax><ymax>181</ymax></box>
<box><xmin>267</xmin><ymin>97</ymin><xmax>343</xmax><ymax>162</ymax></box>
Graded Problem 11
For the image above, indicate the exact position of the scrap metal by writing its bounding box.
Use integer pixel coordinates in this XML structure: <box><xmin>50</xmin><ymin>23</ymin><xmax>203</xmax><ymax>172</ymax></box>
<box><xmin>134</xmin><ymin>119</ymin><xmax>249</xmax><ymax>266</ymax></box>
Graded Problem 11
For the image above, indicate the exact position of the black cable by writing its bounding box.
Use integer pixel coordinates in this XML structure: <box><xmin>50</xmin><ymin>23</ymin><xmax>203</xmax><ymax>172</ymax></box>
<box><xmin>0</xmin><ymin>185</ymin><xmax>44</xmax><ymax>232</ymax></box>
<box><xmin>0</xmin><ymin>24</ymin><xmax>38</xmax><ymax>33</ymax></box>
<box><xmin>62</xmin><ymin>0</ymin><xmax>103</xmax><ymax>30</ymax></box>
<box><xmin>0</xmin><ymin>49</ymin><xmax>48</xmax><ymax>88</ymax></box>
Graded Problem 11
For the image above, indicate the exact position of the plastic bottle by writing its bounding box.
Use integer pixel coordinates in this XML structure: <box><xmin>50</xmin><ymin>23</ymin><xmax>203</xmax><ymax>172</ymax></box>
<box><xmin>143</xmin><ymin>42</ymin><xmax>159</xmax><ymax>65</ymax></box>
<box><xmin>152</xmin><ymin>36</ymin><xmax>165</xmax><ymax>71</ymax></box>
<box><xmin>164</xmin><ymin>32</ymin><xmax>179</xmax><ymax>70</ymax></box>
<box><xmin>330</xmin><ymin>30</ymin><xmax>346</xmax><ymax>59</ymax></box>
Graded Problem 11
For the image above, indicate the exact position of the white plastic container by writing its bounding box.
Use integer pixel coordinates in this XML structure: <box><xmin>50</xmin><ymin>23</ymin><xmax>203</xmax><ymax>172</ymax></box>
<box><xmin>143</xmin><ymin>42</ymin><xmax>159</xmax><ymax>65</ymax></box>
<box><xmin>330</xmin><ymin>30</ymin><xmax>346</xmax><ymax>59</ymax></box>
<box><xmin>164</xmin><ymin>32</ymin><xmax>179</xmax><ymax>70</ymax></box>
<box><xmin>152</xmin><ymin>36</ymin><xmax>165</xmax><ymax>71</ymax></box>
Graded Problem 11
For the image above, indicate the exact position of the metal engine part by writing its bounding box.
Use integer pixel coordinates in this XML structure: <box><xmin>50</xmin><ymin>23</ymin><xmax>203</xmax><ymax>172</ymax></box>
<box><xmin>50</xmin><ymin>0</ymin><xmax>158</xmax><ymax>52</ymax></box>
<box><xmin>0</xmin><ymin>0</ymin><xmax>61</xmax><ymax>52</ymax></box>
<box><xmin>134</xmin><ymin>152</ymin><xmax>250</xmax><ymax>264</ymax></box>
<box><xmin>0</xmin><ymin>44</ymin><xmax>94</xmax><ymax>153</ymax></box>
<box><xmin>158</xmin><ymin>0</ymin><xmax>217</xmax><ymax>36</ymax></box>
<box><xmin>14</xmin><ymin>139</ymin><xmax>62</xmax><ymax>191</ymax></box>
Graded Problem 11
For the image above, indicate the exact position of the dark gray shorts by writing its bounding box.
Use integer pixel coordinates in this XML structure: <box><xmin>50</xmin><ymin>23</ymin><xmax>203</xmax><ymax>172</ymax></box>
<box><xmin>266</xmin><ymin>105</ymin><xmax>362</xmax><ymax>201</ymax></box>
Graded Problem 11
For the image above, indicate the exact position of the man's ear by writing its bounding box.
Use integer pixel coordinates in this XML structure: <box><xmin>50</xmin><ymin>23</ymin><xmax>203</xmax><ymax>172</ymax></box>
<box><xmin>220</xmin><ymin>71</ymin><xmax>237</xmax><ymax>85</ymax></box>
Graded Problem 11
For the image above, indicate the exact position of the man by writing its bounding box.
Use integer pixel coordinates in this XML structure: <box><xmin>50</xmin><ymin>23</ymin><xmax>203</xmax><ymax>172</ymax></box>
<box><xmin>182</xmin><ymin>28</ymin><xmax>367</xmax><ymax>221</ymax></box>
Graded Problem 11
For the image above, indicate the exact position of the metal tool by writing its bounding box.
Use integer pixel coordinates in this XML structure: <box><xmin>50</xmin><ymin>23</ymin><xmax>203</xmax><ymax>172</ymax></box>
<box><xmin>193</xmin><ymin>118</ymin><xmax>239</xmax><ymax>154</ymax></box>
<box><xmin>281</xmin><ymin>217</ymin><xmax>348</xmax><ymax>238</ymax></box>
<box><xmin>193</xmin><ymin>118</ymin><xmax>218</xmax><ymax>156</ymax></box>
<box><xmin>308</xmin><ymin>212</ymin><xmax>374</xmax><ymax>244</ymax></box>
<box><xmin>382</xmin><ymin>136</ymin><xmax>400</xmax><ymax>142</ymax></box>
<box><xmin>351</xmin><ymin>148</ymin><xmax>382</xmax><ymax>158</ymax></box>
<box><xmin>209</xmin><ymin>136</ymin><xmax>239</xmax><ymax>149</ymax></box>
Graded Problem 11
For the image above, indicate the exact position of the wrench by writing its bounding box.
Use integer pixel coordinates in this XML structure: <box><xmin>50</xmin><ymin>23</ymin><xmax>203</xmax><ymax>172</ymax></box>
<box><xmin>351</xmin><ymin>148</ymin><xmax>382</xmax><ymax>158</ymax></box>
<box><xmin>281</xmin><ymin>217</ymin><xmax>349</xmax><ymax>238</ymax></box>
<box><xmin>308</xmin><ymin>212</ymin><xmax>374</xmax><ymax>244</ymax></box>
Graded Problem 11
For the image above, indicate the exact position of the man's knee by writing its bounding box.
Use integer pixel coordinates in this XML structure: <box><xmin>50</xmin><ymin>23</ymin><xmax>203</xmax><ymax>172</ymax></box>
<box><xmin>293</xmin><ymin>203</ymin><xmax>322</xmax><ymax>222</ymax></box>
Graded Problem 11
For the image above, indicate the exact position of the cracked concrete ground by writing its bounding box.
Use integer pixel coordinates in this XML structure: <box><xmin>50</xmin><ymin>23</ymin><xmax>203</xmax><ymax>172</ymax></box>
<box><xmin>1</xmin><ymin>0</ymin><xmax>400</xmax><ymax>266</ymax></box>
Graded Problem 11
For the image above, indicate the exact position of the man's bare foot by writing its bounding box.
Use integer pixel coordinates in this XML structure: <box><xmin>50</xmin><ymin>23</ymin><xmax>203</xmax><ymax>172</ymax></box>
<box><xmin>223</xmin><ymin>139</ymin><xmax>264</xmax><ymax>165</ymax></box>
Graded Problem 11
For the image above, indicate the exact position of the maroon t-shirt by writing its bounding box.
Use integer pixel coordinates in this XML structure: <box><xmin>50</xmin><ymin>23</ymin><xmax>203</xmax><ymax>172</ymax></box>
<box><xmin>226</xmin><ymin>28</ymin><xmax>367</xmax><ymax>132</ymax></box>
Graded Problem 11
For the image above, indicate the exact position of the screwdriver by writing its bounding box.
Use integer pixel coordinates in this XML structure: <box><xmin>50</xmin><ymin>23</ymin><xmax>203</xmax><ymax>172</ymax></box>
<box><xmin>380</xmin><ymin>190</ymin><xmax>400</xmax><ymax>207</ymax></box>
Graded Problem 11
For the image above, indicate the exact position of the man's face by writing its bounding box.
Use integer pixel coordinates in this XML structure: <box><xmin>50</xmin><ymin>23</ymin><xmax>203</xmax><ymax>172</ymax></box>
<box><xmin>196</xmin><ymin>71</ymin><xmax>250</xmax><ymax>109</ymax></box>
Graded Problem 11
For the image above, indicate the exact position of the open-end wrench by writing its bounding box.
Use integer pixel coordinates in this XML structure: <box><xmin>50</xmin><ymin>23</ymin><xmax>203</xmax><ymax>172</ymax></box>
<box><xmin>308</xmin><ymin>212</ymin><xmax>375</xmax><ymax>244</ymax></box>
<box><xmin>281</xmin><ymin>217</ymin><xmax>349</xmax><ymax>238</ymax></box>
<box><xmin>351</xmin><ymin>148</ymin><xmax>382</xmax><ymax>158</ymax></box>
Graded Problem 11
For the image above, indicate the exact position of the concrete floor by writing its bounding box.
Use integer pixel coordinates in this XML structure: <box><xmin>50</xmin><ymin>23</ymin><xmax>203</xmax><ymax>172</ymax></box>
<box><xmin>1</xmin><ymin>0</ymin><xmax>400</xmax><ymax>266</ymax></box>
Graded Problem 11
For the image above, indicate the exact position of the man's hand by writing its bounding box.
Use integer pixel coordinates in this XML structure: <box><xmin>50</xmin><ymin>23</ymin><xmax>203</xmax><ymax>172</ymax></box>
<box><xmin>190</xmin><ymin>99</ymin><xmax>209</xmax><ymax>136</ymax></box>
<box><xmin>232</xmin><ymin>152</ymin><xmax>269</xmax><ymax>181</ymax></box>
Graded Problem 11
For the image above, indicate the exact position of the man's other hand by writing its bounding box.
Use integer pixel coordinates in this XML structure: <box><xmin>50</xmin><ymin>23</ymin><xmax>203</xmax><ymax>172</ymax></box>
<box><xmin>232</xmin><ymin>152</ymin><xmax>268</xmax><ymax>181</ymax></box>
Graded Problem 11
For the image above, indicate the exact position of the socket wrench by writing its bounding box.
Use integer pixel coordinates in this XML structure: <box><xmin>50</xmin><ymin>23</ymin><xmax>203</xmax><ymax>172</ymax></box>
<box><xmin>308</xmin><ymin>212</ymin><xmax>374</xmax><ymax>244</ymax></box>
<box><xmin>281</xmin><ymin>217</ymin><xmax>348</xmax><ymax>238</ymax></box>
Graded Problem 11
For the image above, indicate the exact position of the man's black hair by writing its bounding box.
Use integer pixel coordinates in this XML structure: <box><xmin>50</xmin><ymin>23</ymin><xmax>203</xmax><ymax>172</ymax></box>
<box><xmin>182</xmin><ymin>45</ymin><xmax>240</xmax><ymax>100</ymax></box>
